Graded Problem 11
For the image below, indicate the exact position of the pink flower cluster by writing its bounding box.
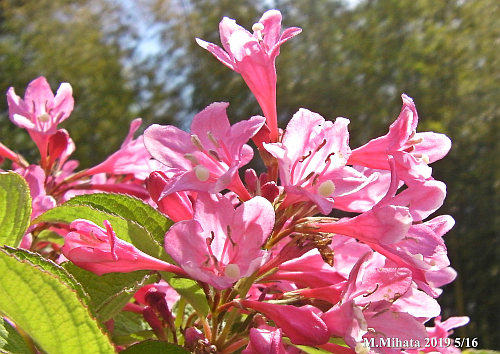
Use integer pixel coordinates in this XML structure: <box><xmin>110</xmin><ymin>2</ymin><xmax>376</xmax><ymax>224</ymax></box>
<box><xmin>1</xmin><ymin>9</ymin><xmax>468</xmax><ymax>354</ymax></box>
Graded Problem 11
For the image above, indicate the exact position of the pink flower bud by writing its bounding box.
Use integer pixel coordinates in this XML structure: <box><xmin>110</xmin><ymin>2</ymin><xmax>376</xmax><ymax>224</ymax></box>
<box><xmin>62</xmin><ymin>219</ymin><xmax>184</xmax><ymax>276</ymax></box>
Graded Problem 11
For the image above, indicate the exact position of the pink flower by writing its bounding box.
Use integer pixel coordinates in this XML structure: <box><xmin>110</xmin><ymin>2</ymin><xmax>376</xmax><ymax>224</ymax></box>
<box><xmin>164</xmin><ymin>193</ymin><xmax>275</xmax><ymax>289</ymax></box>
<box><xmin>62</xmin><ymin>219</ymin><xmax>184</xmax><ymax>276</ymax></box>
<box><xmin>321</xmin><ymin>253</ymin><xmax>430</xmax><ymax>353</ymax></box>
<box><xmin>409</xmin><ymin>316</ymin><xmax>470</xmax><ymax>354</ymax></box>
<box><xmin>196</xmin><ymin>10</ymin><xmax>301</xmax><ymax>142</ymax></box>
<box><xmin>18</xmin><ymin>165</ymin><xmax>56</xmax><ymax>220</ymax></box>
<box><xmin>85</xmin><ymin>118</ymin><xmax>153</xmax><ymax>180</ymax></box>
<box><xmin>264</xmin><ymin>109</ymin><xmax>370</xmax><ymax>214</ymax></box>
<box><xmin>348</xmin><ymin>94</ymin><xmax>451</xmax><ymax>183</ymax></box>
<box><xmin>7</xmin><ymin>77</ymin><xmax>74</xmax><ymax>161</ymax></box>
<box><xmin>144</xmin><ymin>102</ymin><xmax>265</xmax><ymax>200</ymax></box>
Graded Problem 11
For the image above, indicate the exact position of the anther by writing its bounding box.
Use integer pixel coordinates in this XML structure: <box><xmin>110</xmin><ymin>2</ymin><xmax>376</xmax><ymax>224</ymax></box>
<box><xmin>315</xmin><ymin>139</ymin><xmax>327</xmax><ymax>152</ymax></box>
<box><xmin>207</xmin><ymin>131</ymin><xmax>220</xmax><ymax>148</ymax></box>
<box><xmin>208</xmin><ymin>149</ymin><xmax>222</xmax><ymax>162</ymax></box>
<box><xmin>184</xmin><ymin>153</ymin><xmax>200</xmax><ymax>165</ymax></box>
<box><xmin>299</xmin><ymin>151</ymin><xmax>311</xmax><ymax>162</ymax></box>
<box><xmin>191</xmin><ymin>134</ymin><xmax>204</xmax><ymax>151</ymax></box>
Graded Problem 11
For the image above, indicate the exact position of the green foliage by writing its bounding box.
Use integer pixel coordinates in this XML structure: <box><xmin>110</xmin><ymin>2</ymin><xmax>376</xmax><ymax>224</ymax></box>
<box><xmin>0</xmin><ymin>317</ymin><xmax>32</xmax><ymax>354</ymax></box>
<box><xmin>0</xmin><ymin>172</ymin><xmax>32</xmax><ymax>247</ymax></box>
<box><xmin>120</xmin><ymin>340</ymin><xmax>190</xmax><ymax>354</ymax></box>
<box><xmin>63</xmin><ymin>262</ymin><xmax>160</xmax><ymax>322</ymax></box>
<box><xmin>0</xmin><ymin>248</ymin><xmax>114</xmax><ymax>354</ymax></box>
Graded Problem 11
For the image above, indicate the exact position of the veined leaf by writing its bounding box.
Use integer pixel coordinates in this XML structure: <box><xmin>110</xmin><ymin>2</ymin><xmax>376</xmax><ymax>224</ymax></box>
<box><xmin>0</xmin><ymin>172</ymin><xmax>32</xmax><ymax>247</ymax></box>
<box><xmin>0</xmin><ymin>248</ymin><xmax>115</xmax><ymax>354</ymax></box>
<box><xmin>64</xmin><ymin>262</ymin><xmax>160</xmax><ymax>322</ymax></box>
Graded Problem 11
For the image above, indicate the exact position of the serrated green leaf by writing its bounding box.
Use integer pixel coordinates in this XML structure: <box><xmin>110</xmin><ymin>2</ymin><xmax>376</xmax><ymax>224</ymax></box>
<box><xmin>32</xmin><ymin>204</ymin><xmax>168</xmax><ymax>261</ymax></box>
<box><xmin>64</xmin><ymin>262</ymin><xmax>160</xmax><ymax>322</ymax></box>
<box><xmin>0</xmin><ymin>172</ymin><xmax>32</xmax><ymax>247</ymax></box>
<box><xmin>0</xmin><ymin>318</ymin><xmax>33</xmax><ymax>354</ymax></box>
<box><xmin>3</xmin><ymin>247</ymin><xmax>92</xmax><ymax>313</ymax></box>
<box><xmin>120</xmin><ymin>340</ymin><xmax>190</xmax><ymax>354</ymax></box>
<box><xmin>64</xmin><ymin>193</ymin><xmax>173</xmax><ymax>245</ymax></box>
<box><xmin>0</xmin><ymin>249</ymin><xmax>115</xmax><ymax>354</ymax></box>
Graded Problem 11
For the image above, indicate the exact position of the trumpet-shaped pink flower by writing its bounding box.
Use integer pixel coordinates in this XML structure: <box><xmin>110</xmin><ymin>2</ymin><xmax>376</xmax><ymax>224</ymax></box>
<box><xmin>7</xmin><ymin>77</ymin><xmax>74</xmax><ymax>161</ymax></box>
<box><xmin>62</xmin><ymin>219</ymin><xmax>184</xmax><ymax>276</ymax></box>
<box><xmin>144</xmin><ymin>102</ymin><xmax>265</xmax><ymax>200</ymax></box>
<box><xmin>264</xmin><ymin>109</ymin><xmax>371</xmax><ymax>214</ymax></box>
<box><xmin>348</xmin><ymin>94</ymin><xmax>451</xmax><ymax>183</ymax></box>
<box><xmin>196</xmin><ymin>10</ymin><xmax>301</xmax><ymax>142</ymax></box>
<box><xmin>164</xmin><ymin>193</ymin><xmax>275</xmax><ymax>289</ymax></box>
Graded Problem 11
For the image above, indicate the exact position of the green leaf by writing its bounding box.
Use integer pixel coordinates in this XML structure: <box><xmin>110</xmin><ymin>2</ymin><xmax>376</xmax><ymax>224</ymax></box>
<box><xmin>32</xmin><ymin>204</ymin><xmax>168</xmax><ymax>261</ymax></box>
<box><xmin>0</xmin><ymin>172</ymin><xmax>32</xmax><ymax>247</ymax></box>
<box><xmin>64</xmin><ymin>262</ymin><xmax>160</xmax><ymax>322</ymax></box>
<box><xmin>0</xmin><ymin>318</ymin><xmax>32</xmax><ymax>354</ymax></box>
<box><xmin>166</xmin><ymin>276</ymin><xmax>209</xmax><ymax>317</ymax></box>
<box><xmin>120</xmin><ymin>340</ymin><xmax>190</xmax><ymax>354</ymax></box>
<box><xmin>112</xmin><ymin>311</ymin><xmax>153</xmax><ymax>346</ymax></box>
<box><xmin>3</xmin><ymin>247</ymin><xmax>92</xmax><ymax>312</ymax></box>
<box><xmin>63</xmin><ymin>193</ymin><xmax>173</xmax><ymax>245</ymax></box>
<box><xmin>0</xmin><ymin>248</ymin><xmax>115</xmax><ymax>354</ymax></box>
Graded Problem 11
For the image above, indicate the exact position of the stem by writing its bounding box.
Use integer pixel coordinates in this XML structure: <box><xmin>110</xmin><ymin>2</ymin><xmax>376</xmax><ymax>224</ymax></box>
<box><xmin>215</xmin><ymin>270</ymin><xmax>259</xmax><ymax>348</ymax></box>
<box><xmin>220</xmin><ymin>337</ymin><xmax>250</xmax><ymax>354</ymax></box>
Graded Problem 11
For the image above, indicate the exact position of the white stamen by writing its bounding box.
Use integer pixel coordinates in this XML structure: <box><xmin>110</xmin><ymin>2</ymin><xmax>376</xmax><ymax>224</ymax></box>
<box><xmin>412</xmin><ymin>253</ymin><xmax>424</xmax><ymax>262</ymax></box>
<box><xmin>252</xmin><ymin>22</ymin><xmax>264</xmax><ymax>41</ymax></box>
<box><xmin>421</xmin><ymin>154</ymin><xmax>430</xmax><ymax>164</ymax></box>
<box><xmin>317</xmin><ymin>180</ymin><xmax>336</xmax><ymax>197</ymax></box>
<box><xmin>224</xmin><ymin>263</ymin><xmax>241</xmax><ymax>279</ymax></box>
<box><xmin>194</xmin><ymin>165</ymin><xmax>210</xmax><ymax>181</ymax></box>
<box><xmin>355</xmin><ymin>342</ymin><xmax>370</xmax><ymax>354</ymax></box>
<box><xmin>38</xmin><ymin>112</ymin><xmax>50</xmax><ymax>123</ymax></box>
<box><xmin>252</xmin><ymin>22</ymin><xmax>264</xmax><ymax>32</ymax></box>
